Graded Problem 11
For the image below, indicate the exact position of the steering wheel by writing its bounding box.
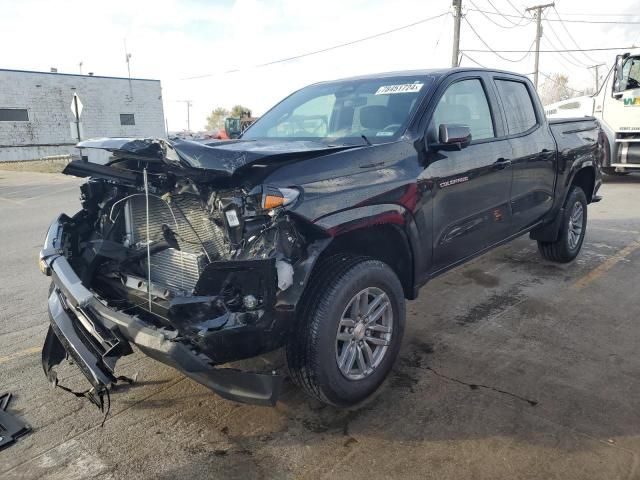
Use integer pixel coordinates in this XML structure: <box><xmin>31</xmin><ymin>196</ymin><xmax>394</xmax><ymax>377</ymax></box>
<box><xmin>291</xmin><ymin>117</ymin><xmax>328</xmax><ymax>136</ymax></box>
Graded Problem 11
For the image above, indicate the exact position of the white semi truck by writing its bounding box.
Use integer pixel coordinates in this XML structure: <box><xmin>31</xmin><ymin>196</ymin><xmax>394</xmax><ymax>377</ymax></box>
<box><xmin>545</xmin><ymin>49</ymin><xmax>640</xmax><ymax>175</ymax></box>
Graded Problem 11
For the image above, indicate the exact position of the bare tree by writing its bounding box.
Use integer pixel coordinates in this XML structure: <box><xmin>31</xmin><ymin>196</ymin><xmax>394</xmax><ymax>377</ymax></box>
<box><xmin>539</xmin><ymin>73</ymin><xmax>573</xmax><ymax>105</ymax></box>
<box><xmin>539</xmin><ymin>73</ymin><xmax>594</xmax><ymax>105</ymax></box>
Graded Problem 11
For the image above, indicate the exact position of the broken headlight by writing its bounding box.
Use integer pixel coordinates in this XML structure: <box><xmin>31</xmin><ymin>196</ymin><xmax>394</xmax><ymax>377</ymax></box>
<box><xmin>248</xmin><ymin>185</ymin><xmax>301</xmax><ymax>211</ymax></box>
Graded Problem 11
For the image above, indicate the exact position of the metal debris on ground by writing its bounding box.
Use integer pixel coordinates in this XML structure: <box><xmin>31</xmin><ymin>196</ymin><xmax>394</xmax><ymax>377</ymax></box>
<box><xmin>0</xmin><ymin>392</ymin><xmax>31</xmax><ymax>450</ymax></box>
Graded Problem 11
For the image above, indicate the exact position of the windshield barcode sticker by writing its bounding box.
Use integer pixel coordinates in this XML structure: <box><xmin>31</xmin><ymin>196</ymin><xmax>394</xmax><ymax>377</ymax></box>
<box><xmin>375</xmin><ymin>83</ymin><xmax>423</xmax><ymax>95</ymax></box>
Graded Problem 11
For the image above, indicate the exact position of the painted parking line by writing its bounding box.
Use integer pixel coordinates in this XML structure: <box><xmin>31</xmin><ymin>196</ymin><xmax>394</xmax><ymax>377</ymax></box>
<box><xmin>0</xmin><ymin>346</ymin><xmax>41</xmax><ymax>365</ymax></box>
<box><xmin>572</xmin><ymin>238</ymin><xmax>640</xmax><ymax>290</ymax></box>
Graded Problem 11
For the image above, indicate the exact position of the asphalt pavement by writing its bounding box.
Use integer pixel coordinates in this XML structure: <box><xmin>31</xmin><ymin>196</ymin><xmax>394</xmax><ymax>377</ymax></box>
<box><xmin>1</xmin><ymin>169</ymin><xmax>639</xmax><ymax>480</ymax></box>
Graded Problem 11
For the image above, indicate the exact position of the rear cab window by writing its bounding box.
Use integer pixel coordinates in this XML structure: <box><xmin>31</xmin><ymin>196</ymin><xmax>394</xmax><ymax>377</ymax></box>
<box><xmin>494</xmin><ymin>79</ymin><xmax>538</xmax><ymax>135</ymax></box>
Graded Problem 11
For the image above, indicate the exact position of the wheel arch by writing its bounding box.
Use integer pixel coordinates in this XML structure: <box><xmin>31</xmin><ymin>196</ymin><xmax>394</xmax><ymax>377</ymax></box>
<box><xmin>531</xmin><ymin>165</ymin><xmax>595</xmax><ymax>242</ymax></box>
<box><xmin>311</xmin><ymin>204</ymin><xmax>418</xmax><ymax>300</ymax></box>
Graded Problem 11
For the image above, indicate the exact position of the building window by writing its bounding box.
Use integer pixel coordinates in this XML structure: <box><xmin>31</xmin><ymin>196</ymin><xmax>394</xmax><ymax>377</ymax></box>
<box><xmin>0</xmin><ymin>108</ymin><xmax>29</xmax><ymax>121</ymax></box>
<box><xmin>120</xmin><ymin>114</ymin><xmax>135</xmax><ymax>126</ymax></box>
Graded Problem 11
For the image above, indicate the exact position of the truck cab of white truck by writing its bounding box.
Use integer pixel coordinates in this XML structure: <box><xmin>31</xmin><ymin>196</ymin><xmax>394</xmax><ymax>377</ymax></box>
<box><xmin>546</xmin><ymin>49</ymin><xmax>640</xmax><ymax>175</ymax></box>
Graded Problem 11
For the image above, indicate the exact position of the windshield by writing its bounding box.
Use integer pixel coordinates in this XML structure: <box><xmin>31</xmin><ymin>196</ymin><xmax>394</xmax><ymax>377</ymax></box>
<box><xmin>242</xmin><ymin>75</ymin><xmax>433</xmax><ymax>145</ymax></box>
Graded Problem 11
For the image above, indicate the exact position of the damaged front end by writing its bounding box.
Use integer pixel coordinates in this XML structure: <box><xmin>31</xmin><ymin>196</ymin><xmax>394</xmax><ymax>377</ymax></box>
<box><xmin>40</xmin><ymin>145</ymin><xmax>329</xmax><ymax>407</ymax></box>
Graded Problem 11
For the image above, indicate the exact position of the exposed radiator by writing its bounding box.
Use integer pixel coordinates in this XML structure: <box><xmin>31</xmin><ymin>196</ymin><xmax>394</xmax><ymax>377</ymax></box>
<box><xmin>126</xmin><ymin>194</ymin><xmax>227</xmax><ymax>257</ymax></box>
<box><xmin>147</xmin><ymin>248</ymin><xmax>206</xmax><ymax>294</ymax></box>
<box><xmin>125</xmin><ymin>193</ymin><xmax>228</xmax><ymax>294</ymax></box>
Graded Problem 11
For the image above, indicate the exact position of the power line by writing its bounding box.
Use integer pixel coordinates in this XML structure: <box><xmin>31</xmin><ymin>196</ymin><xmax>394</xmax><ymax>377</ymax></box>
<box><xmin>460</xmin><ymin>52</ymin><xmax>489</xmax><ymax>68</ymax></box>
<box><xmin>542</xmin><ymin>11</ymin><xmax>591</xmax><ymax>67</ymax></box>
<box><xmin>467</xmin><ymin>0</ymin><xmax>529</xmax><ymax>28</ymax></box>
<box><xmin>463</xmin><ymin>17</ymin><xmax>535</xmax><ymax>62</ymax></box>
<box><xmin>553</xmin><ymin>11</ymin><xmax>640</xmax><ymax>17</ymax></box>
<box><xmin>182</xmin><ymin>11</ymin><xmax>449</xmax><ymax>80</ymax></box>
<box><xmin>486</xmin><ymin>0</ymin><xmax>531</xmax><ymax>26</ymax></box>
<box><xmin>464</xmin><ymin>46</ymin><xmax>635</xmax><ymax>52</ymax></box>
<box><xmin>542</xmin><ymin>25</ymin><xmax>590</xmax><ymax>68</ymax></box>
<box><xmin>505</xmin><ymin>0</ymin><xmax>526</xmax><ymax>16</ymax></box>
<box><xmin>542</xmin><ymin>37</ymin><xmax>588</xmax><ymax>68</ymax></box>
<box><xmin>465</xmin><ymin>8</ymin><xmax>640</xmax><ymax>24</ymax></box>
<box><xmin>551</xmin><ymin>6</ymin><xmax>602</xmax><ymax>65</ymax></box>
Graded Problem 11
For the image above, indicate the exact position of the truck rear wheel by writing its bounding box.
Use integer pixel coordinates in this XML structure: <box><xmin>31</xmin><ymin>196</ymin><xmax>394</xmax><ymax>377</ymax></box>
<box><xmin>537</xmin><ymin>186</ymin><xmax>588</xmax><ymax>263</ymax></box>
<box><xmin>287</xmin><ymin>255</ymin><xmax>405</xmax><ymax>407</ymax></box>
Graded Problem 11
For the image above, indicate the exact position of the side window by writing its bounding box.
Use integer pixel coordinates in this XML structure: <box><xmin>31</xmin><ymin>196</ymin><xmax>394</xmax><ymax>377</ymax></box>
<box><xmin>432</xmin><ymin>79</ymin><xmax>495</xmax><ymax>141</ymax></box>
<box><xmin>495</xmin><ymin>80</ymin><xmax>537</xmax><ymax>135</ymax></box>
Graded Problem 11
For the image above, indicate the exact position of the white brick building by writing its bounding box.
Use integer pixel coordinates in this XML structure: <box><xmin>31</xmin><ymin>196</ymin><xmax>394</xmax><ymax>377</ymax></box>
<box><xmin>0</xmin><ymin>68</ymin><xmax>166</xmax><ymax>161</ymax></box>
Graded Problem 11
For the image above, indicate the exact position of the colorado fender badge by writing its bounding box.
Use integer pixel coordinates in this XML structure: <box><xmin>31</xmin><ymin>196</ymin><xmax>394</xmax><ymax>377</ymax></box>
<box><xmin>439</xmin><ymin>176</ymin><xmax>469</xmax><ymax>188</ymax></box>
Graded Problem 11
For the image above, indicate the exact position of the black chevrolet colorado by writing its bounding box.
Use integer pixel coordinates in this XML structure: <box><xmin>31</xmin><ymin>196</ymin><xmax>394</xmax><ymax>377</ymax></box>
<box><xmin>40</xmin><ymin>68</ymin><xmax>603</xmax><ymax>410</ymax></box>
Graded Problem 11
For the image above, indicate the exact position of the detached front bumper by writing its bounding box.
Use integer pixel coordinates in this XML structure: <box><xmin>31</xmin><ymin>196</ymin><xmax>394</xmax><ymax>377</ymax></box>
<box><xmin>40</xmin><ymin>216</ymin><xmax>283</xmax><ymax>407</ymax></box>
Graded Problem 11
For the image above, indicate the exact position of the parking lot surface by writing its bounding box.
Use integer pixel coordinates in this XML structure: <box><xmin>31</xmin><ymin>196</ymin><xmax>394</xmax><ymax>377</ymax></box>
<box><xmin>1</xmin><ymin>169</ymin><xmax>639</xmax><ymax>480</ymax></box>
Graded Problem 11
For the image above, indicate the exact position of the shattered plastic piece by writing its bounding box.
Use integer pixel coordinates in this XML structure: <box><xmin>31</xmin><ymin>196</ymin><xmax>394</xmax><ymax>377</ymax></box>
<box><xmin>276</xmin><ymin>260</ymin><xmax>294</xmax><ymax>291</ymax></box>
<box><xmin>0</xmin><ymin>393</ymin><xmax>31</xmax><ymax>450</ymax></box>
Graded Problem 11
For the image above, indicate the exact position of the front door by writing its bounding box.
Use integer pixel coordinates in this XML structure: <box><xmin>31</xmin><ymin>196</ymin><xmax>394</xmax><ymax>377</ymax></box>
<box><xmin>425</xmin><ymin>77</ymin><xmax>513</xmax><ymax>272</ymax></box>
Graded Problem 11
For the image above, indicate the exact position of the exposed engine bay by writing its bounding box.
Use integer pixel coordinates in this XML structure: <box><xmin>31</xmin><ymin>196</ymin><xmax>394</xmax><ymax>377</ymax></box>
<box><xmin>62</xmin><ymin>160</ymin><xmax>311</xmax><ymax>366</ymax></box>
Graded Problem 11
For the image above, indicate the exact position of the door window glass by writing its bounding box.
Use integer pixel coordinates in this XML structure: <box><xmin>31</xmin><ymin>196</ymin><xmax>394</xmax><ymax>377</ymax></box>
<box><xmin>495</xmin><ymin>80</ymin><xmax>537</xmax><ymax>134</ymax></box>
<box><xmin>432</xmin><ymin>79</ymin><xmax>495</xmax><ymax>141</ymax></box>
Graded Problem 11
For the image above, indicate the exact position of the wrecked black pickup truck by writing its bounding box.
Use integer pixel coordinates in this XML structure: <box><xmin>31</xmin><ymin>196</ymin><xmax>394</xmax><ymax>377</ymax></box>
<box><xmin>40</xmin><ymin>68</ymin><xmax>603</xmax><ymax>409</ymax></box>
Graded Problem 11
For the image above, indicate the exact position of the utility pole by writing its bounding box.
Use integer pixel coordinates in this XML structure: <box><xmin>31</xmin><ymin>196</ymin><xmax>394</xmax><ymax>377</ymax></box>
<box><xmin>451</xmin><ymin>0</ymin><xmax>462</xmax><ymax>67</ymax></box>
<box><xmin>526</xmin><ymin>2</ymin><xmax>554</xmax><ymax>90</ymax></box>
<box><xmin>178</xmin><ymin>100</ymin><xmax>193</xmax><ymax>132</ymax></box>
<box><xmin>79</xmin><ymin>61</ymin><xmax>83</xmax><ymax>75</ymax></box>
<box><xmin>588</xmin><ymin>63</ymin><xmax>606</xmax><ymax>92</ymax></box>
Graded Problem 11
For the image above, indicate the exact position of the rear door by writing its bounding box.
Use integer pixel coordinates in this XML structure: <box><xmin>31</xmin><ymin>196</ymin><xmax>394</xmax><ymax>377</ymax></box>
<box><xmin>425</xmin><ymin>74</ymin><xmax>514</xmax><ymax>272</ymax></box>
<box><xmin>493</xmin><ymin>77</ymin><xmax>557</xmax><ymax>232</ymax></box>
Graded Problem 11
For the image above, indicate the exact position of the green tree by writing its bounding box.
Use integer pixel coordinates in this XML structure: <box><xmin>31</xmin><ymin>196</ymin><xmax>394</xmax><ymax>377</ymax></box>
<box><xmin>206</xmin><ymin>107</ymin><xmax>229</xmax><ymax>130</ymax></box>
<box><xmin>230</xmin><ymin>105</ymin><xmax>252</xmax><ymax>118</ymax></box>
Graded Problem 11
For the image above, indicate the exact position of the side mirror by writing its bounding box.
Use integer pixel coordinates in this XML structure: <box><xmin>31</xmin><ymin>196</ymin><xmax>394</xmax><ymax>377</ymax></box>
<box><xmin>429</xmin><ymin>124</ymin><xmax>472</xmax><ymax>151</ymax></box>
<box><xmin>612</xmin><ymin>53</ymin><xmax>630</xmax><ymax>97</ymax></box>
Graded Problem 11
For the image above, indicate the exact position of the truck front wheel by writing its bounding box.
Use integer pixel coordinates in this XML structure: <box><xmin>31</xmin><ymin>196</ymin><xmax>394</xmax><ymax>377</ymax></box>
<box><xmin>287</xmin><ymin>255</ymin><xmax>406</xmax><ymax>407</ymax></box>
<box><xmin>537</xmin><ymin>186</ymin><xmax>588</xmax><ymax>263</ymax></box>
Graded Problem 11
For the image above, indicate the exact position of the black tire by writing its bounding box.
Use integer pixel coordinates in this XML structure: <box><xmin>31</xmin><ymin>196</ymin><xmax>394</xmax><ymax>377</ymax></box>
<box><xmin>602</xmin><ymin>167</ymin><xmax>630</xmax><ymax>176</ymax></box>
<box><xmin>286</xmin><ymin>255</ymin><xmax>406</xmax><ymax>407</ymax></box>
<box><xmin>538</xmin><ymin>186</ymin><xmax>588</xmax><ymax>263</ymax></box>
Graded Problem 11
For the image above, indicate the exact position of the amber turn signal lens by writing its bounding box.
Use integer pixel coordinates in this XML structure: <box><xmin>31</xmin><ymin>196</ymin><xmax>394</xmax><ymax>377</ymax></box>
<box><xmin>263</xmin><ymin>195</ymin><xmax>285</xmax><ymax>209</ymax></box>
<box><xmin>38</xmin><ymin>258</ymin><xmax>50</xmax><ymax>276</ymax></box>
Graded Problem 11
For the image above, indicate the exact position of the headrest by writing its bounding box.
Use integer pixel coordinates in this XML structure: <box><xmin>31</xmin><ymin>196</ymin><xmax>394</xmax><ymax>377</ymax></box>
<box><xmin>360</xmin><ymin>106</ymin><xmax>393</xmax><ymax>130</ymax></box>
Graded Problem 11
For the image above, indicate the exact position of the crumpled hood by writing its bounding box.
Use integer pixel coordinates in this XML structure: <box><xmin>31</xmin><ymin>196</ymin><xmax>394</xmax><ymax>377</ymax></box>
<box><xmin>77</xmin><ymin>137</ymin><xmax>359</xmax><ymax>176</ymax></box>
